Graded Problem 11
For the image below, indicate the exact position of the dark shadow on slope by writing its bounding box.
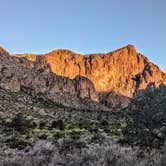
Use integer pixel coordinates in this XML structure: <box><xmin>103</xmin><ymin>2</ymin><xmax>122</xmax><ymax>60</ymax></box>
<box><xmin>122</xmin><ymin>83</ymin><xmax>166</xmax><ymax>149</ymax></box>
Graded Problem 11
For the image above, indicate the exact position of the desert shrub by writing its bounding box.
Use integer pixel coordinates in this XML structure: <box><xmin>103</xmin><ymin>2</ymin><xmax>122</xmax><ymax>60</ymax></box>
<box><xmin>9</xmin><ymin>113</ymin><xmax>31</xmax><ymax>134</ymax></box>
<box><xmin>52</xmin><ymin>129</ymin><xmax>64</xmax><ymax>139</ymax></box>
<box><xmin>2</xmin><ymin>139</ymin><xmax>166</xmax><ymax>166</ymax></box>
<box><xmin>123</xmin><ymin>86</ymin><xmax>166</xmax><ymax>148</ymax></box>
<box><xmin>100</xmin><ymin>119</ymin><xmax>109</xmax><ymax>127</ymax></box>
<box><xmin>51</xmin><ymin>119</ymin><xmax>65</xmax><ymax>130</ymax></box>
<box><xmin>32</xmin><ymin>128</ymin><xmax>49</xmax><ymax>134</ymax></box>
<box><xmin>91</xmin><ymin>132</ymin><xmax>105</xmax><ymax>144</ymax></box>
<box><xmin>5</xmin><ymin>136</ymin><xmax>32</xmax><ymax>149</ymax></box>
<box><xmin>38</xmin><ymin>134</ymin><xmax>48</xmax><ymax>140</ymax></box>
<box><xmin>39</xmin><ymin>121</ymin><xmax>46</xmax><ymax>129</ymax></box>
<box><xmin>64</xmin><ymin>128</ymin><xmax>86</xmax><ymax>140</ymax></box>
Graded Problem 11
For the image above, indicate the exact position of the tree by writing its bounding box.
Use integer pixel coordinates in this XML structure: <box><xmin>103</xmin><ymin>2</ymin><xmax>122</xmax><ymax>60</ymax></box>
<box><xmin>10</xmin><ymin>113</ymin><xmax>30</xmax><ymax>134</ymax></box>
<box><xmin>51</xmin><ymin>120</ymin><xmax>65</xmax><ymax>130</ymax></box>
<box><xmin>123</xmin><ymin>86</ymin><xmax>166</xmax><ymax>148</ymax></box>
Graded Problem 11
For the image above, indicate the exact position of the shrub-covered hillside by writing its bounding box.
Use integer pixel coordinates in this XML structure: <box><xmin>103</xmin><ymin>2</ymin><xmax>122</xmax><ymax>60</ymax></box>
<box><xmin>0</xmin><ymin>86</ymin><xmax>166</xmax><ymax>165</ymax></box>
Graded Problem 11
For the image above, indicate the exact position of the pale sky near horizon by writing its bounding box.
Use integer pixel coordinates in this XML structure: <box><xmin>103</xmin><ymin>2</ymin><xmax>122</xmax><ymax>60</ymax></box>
<box><xmin>0</xmin><ymin>0</ymin><xmax>165</xmax><ymax>72</ymax></box>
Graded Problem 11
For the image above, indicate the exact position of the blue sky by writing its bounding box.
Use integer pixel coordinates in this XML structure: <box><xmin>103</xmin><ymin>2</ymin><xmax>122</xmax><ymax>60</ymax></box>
<box><xmin>0</xmin><ymin>0</ymin><xmax>165</xmax><ymax>72</ymax></box>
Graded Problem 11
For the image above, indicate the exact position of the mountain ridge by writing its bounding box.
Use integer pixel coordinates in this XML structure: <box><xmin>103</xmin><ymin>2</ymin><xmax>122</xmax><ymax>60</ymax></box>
<box><xmin>0</xmin><ymin>45</ymin><xmax>165</xmax><ymax>109</ymax></box>
<box><xmin>13</xmin><ymin>45</ymin><xmax>166</xmax><ymax>98</ymax></box>
<box><xmin>0</xmin><ymin>45</ymin><xmax>166</xmax><ymax>165</ymax></box>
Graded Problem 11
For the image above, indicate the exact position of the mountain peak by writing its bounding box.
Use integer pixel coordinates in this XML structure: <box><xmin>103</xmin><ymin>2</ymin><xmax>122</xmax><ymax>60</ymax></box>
<box><xmin>111</xmin><ymin>44</ymin><xmax>137</xmax><ymax>56</ymax></box>
<box><xmin>126</xmin><ymin>44</ymin><xmax>136</xmax><ymax>49</ymax></box>
<box><xmin>126</xmin><ymin>44</ymin><xmax>137</xmax><ymax>52</ymax></box>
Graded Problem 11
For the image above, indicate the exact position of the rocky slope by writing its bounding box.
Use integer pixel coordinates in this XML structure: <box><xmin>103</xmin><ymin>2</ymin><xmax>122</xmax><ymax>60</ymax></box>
<box><xmin>0</xmin><ymin>47</ymin><xmax>105</xmax><ymax>111</ymax></box>
<box><xmin>0</xmin><ymin>45</ymin><xmax>166</xmax><ymax>166</ymax></box>
<box><xmin>14</xmin><ymin>45</ymin><xmax>166</xmax><ymax>98</ymax></box>
<box><xmin>0</xmin><ymin>45</ymin><xmax>165</xmax><ymax>110</ymax></box>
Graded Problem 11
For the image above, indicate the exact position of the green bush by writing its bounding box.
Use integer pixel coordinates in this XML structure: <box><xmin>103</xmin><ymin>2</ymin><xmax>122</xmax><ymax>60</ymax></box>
<box><xmin>5</xmin><ymin>136</ymin><xmax>32</xmax><ymax>149</ymax></box>
<box><xmin>51</xmin><ymin>120</ymin><xmax>65</xmax><ymax>130</ymax></box>
<box><xmin>123</xmin><ymin>86</ymin><xmax>166</xmax><ymax>148</ymax></box>
<box><xmin>9</xmin><ymin>113</ymin><xmax>31</xmax><ymax>134</ymax></box>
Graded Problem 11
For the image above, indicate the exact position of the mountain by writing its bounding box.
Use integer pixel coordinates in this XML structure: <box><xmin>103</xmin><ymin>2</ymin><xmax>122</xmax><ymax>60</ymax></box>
<box><xmin>0</xmin><ymin>47</ymin><xmax>109</xmax><ymax>111</ymax></box>
<box><xmin>1</xmin><ymin>45</ymin><xmax>166</xmax><ymax>165</ymax></box>
<box><xmin>14</xmin><ymin>45</ymin><xmax>166</xmax><ymax>98</ymax></box>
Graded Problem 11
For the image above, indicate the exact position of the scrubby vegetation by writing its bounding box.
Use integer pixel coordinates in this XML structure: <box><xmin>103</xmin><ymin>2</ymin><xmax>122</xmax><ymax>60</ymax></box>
<box><xmin>1</xmin><ymin>139</ymin><xmax>166</xmax><ymax>166</ymax></box>
<box><xmin>0</xmin><ymin>86</ymin><xmax>166</xmax><ymax>165</ymax></box>
<box><xmin>123</xmin><ymin>85</ymin><xmax>166</xmax><ymax>148</ymax></box>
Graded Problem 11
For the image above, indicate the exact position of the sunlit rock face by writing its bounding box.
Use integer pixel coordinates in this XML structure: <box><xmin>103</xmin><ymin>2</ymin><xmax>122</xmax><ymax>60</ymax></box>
<box><xmin>14</xmin><ymin>45</ymin><xmax>166</xmax><ymax>97</ymax></box>
<box><xmin>0</xmin><ymin>47</ymin><xmax>98</xmax><ymax>101</ymax></box>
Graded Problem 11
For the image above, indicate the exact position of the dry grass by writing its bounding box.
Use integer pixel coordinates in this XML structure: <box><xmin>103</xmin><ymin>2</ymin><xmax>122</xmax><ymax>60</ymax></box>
<box><xmin>0</xmin><ymin>139</ymin><xmax>166</xmax><ymax>166</ymax></box>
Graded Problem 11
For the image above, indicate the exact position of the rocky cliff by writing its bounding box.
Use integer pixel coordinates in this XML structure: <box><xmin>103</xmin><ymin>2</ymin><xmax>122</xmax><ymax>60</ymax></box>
<box><xmin>0</xmin><ymin>45</ymin><xmax>165</xmax><ymax>110</ymax></box>
<box><xmin>14</xmin><ymin>45</ymin><xmax>166</xmax><ymax>98</ymax></box>
<box><xmin>0</xmin><ymin>48</ymin><xmax>99</xmax><ymax>106</ymax></box>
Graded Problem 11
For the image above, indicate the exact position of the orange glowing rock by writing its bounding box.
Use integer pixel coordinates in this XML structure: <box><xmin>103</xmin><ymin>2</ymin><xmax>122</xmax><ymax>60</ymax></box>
<box><xmin>14</xmin><ymin>45</ymin><xmax>166</xmax><ymax>97</ymax></box>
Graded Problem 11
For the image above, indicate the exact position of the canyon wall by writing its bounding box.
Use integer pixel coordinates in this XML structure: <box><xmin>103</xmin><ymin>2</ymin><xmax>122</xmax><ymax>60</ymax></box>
<box><xmin>14</xmin><ymin>45</ymin><xmax>166</xmax><ymax>97</ymax></box>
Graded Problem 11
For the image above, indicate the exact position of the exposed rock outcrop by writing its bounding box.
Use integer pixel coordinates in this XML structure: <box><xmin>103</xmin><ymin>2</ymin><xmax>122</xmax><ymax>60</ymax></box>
<box><xmin>0</xmin><ymin>45</ymin><xmax>165</xmax><ymax>110</ymax></box>
<box><xmin>0</xmin><ymin>48</ymin><xmax>98</xmax><ymax>103</ymax></box>
<box><xmin>100</xmin><ymin>92</ymin><xmax>130</xmax><ymax>111</ymax></box>
<box><xmin>14</xmin><ymin>45</ymin><xmax>166</xmax><ymax>98</ymax></box>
